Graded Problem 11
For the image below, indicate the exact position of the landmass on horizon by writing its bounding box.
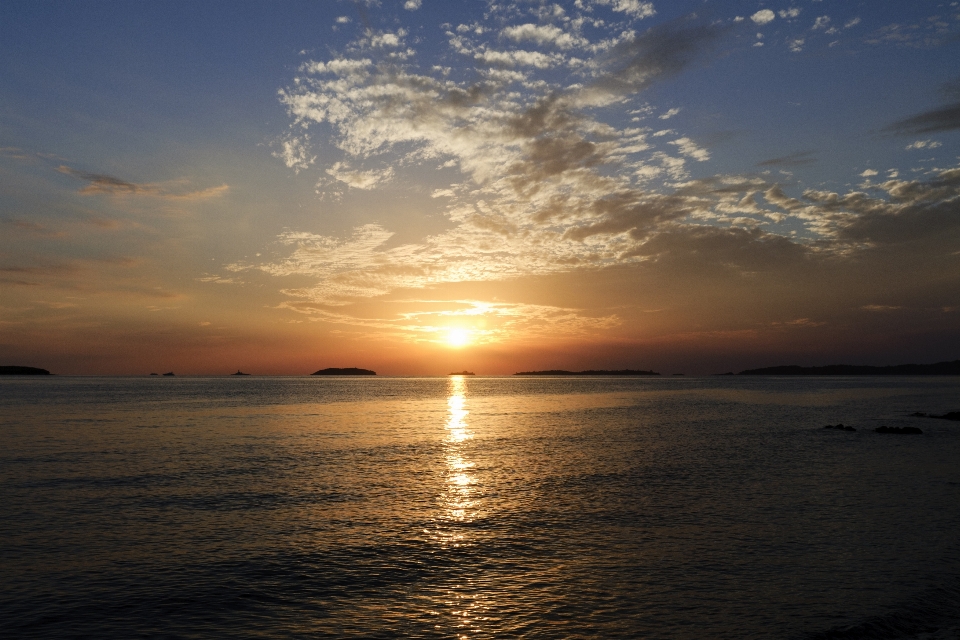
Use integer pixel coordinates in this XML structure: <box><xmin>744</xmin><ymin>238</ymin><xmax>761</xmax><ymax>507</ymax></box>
<box><xmin>0</xmin><ymin>366</ymin><xmax>50</xmax><ymax>375</ymax></box>
<box><xmin>733</xmin><ymin>360</ymin><xmax>960</xmax><ymax>376</ymax></box>
<box><xmin>514</xmin><ymin>369</ymin><xmax>660</xmax><ymax>376</ymax></box>
<box><xmin>311</xmin><ymin>368</ymin><xmax>376</xmax><ymax>376</ymax></box>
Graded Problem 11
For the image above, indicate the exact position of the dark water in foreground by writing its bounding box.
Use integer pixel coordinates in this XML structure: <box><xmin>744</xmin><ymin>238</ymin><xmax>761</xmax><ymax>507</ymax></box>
<box><xmin>1</xmin><ymin>376</ymin><xmax>959</xmax><ymax>639</ymax></box>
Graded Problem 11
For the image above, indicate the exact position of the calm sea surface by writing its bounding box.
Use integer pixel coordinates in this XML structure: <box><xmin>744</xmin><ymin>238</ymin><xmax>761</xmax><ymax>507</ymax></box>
<box><xmin>2</xmin><ymin>376</ymin><xmax>959</xmax><ymax>639</ymax></box>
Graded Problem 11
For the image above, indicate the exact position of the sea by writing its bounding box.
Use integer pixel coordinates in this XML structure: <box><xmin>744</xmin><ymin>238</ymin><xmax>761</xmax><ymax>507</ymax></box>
<box><xmin>1</xmin><ymin>375</ymin><xmax>959</xmax><ymax>639</ymax></box>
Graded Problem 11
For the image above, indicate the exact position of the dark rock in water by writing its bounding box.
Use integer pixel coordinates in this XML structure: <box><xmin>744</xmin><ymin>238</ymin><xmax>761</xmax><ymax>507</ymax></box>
<box><xmin>0</xmin><ymin>366</ymin><xmax>51</xmax><ymax>375</ymax></box>
<box><xmin>875</xmin><ymin>426</ymin><xmax>923</xmax><ymax>434</ymax></box>
<box><xmin>930</xmin><ymin>411</ymin><xmax>960</xmax><ymax>421</ymax></box>
<box><xmin>449</xmin><ymin>371</ymin><xmax>475</xmax><ymax>375</ymax></box>
<box><xmin>162</xmin><ymin>372</ymin><xmax>175</xmax><ymax>376</ymax></box>
<box><xmin>823</xmin><ymin>423</ymin><xmax>856</xmax><ymax>431</ymax></box>
<box><xmin>312</xmin><ymin>367</ymin><xmax>376</xmax><ymax>376</ymax></box>
<box><xmin>232</xmin><ymin>370</ymin><xmax>250</xmax><ymax>376</ymax></box>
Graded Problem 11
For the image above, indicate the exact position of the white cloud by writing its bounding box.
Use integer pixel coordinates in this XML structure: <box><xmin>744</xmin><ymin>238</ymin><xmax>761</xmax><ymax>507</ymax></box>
<box><xmin>812</xmin><ymin>16</ymin><xmax>831</xmax><ymax>30</ymax></box>
<box><xmin>502</xmin><ymin>23</ymin><xmax>588</xmax><ymax>49</ymax></box>
<box><xmin>659</xmin><ymin>107</ymin><xmax>681</xmax><ymax>120</ymax></box>
<box><xmin>844</xmin><ymin>17</ymin><xmax>860</xmax><ymax>28</ymax></box>
<box><xmin>779</xmin><ymin>8</ymin><xmax>800</xmax><ymax>19</ymax></box>
<box><xmin>669</xmin><ymin>137</ymin><xmax>710</xmax><ymax>162</ymax></box>
<box><xmin>751</xmin><ymin>10</ymin><xmax>775</xmax><ymax>25</ymax></box>
<box><xmin>592</xmin><ymin>0</ymin><xmax>656</xmax><ymax>19</ymax></box>
<box><xmin>859</xmin><ymin>169</ymin><xmax>878</xmax><ymax>177</ymax></box>
<box><xmin>336</xmin><ymin>16</ymin><xmax>351</xmax><ymax>24</ymax></box>
<box><xmin>325</xmin><ymin>163</ymin><xmax>396</xmax><ymax>190</ymax></box>
<box><xmin>789</xmin><ymin>38</ymin><xmax>805</xmax><ymax>52</ymax></box>
<box><xmin>404</xmin><ymin>0</ymin><xmax>422</xmax><ymax>10</ymax></box>
<box><xmin>905</xmin><ymin>140</ymin><xmax>942</xmax><ymax>150</ymax></box>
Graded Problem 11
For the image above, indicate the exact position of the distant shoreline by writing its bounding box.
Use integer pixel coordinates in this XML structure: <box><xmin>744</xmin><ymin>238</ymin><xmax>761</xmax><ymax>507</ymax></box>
<box><xmin>733</xmin><ymin>360</ymin><xmax>960</xmax><ymax>376</ymax></box>
<box><xmin>514</xmin><ymin>369</ymin><xmax>660</xmax><ymax>376</ymax></box>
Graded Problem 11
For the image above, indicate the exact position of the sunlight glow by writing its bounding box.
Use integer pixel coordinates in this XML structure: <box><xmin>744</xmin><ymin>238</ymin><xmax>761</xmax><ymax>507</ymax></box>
<box><xmin>446</xmin><ymin>328</ymin><xmax>472</xmax><ymax>348</ymax></box>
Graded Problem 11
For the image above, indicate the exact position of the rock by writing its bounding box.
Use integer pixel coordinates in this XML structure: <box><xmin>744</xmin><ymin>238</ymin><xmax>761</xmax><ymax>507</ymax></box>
<box><xmin>449</xmin><ymin>371</ymin><xmax>475</xmax><ymax>375</ymax></box>
<box><xmin>823</xmin><ymin>423</ymin><xmax>856</xmax><ymax>431</ymax></box>
<box><xmin>875</xmin><ymin>426</ymin><xmax>923</xmax><ymax>434</ymax></box>
<box><xmin>930</xmin><ymin>411</ymin><xmax>960</xmax><ymax>421</ymax></box>
<box><xmin>162</xmin><ymin>372</ymin><xmax>175</xmax><ymax>376</ymax></box>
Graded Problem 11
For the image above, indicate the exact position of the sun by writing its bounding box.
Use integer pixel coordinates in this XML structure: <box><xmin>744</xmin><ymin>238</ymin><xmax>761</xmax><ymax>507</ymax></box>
<box><xmin>446</xmin><ymin>328</ymin><xmax>472</xmax><ymax>348</ymax></box>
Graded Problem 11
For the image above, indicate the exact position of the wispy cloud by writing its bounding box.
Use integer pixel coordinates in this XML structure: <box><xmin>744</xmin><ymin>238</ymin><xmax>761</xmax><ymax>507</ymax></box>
<box><xmin>57</xmin><ymin>165</ymin><xmax>228</xmax><ymax>200</ymax></box>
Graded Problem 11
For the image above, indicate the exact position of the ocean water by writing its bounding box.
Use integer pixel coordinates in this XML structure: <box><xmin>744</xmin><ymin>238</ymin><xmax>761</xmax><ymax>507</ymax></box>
<box><xmin>1</xmin><ymin>375</ymin><xmax>959</xmax><ymax>639</ymax></box>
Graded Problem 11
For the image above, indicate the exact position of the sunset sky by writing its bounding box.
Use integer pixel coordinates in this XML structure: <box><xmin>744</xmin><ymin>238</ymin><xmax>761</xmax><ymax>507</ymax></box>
<box><xmin>2</xmin><ymin>0</ymin><xmax>959</xmax><ymax>375</ymax></box>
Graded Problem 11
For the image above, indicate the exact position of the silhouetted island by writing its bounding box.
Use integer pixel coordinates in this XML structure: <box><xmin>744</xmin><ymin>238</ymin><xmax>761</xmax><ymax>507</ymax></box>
<box><xmin>910</xmin><ymin>411</ymin><xmax>960</xmax><ymax>421</ymax></box>
<box><xmin>0</xmin><ymin>366</ymin><xmax>51</xmax><ymax>375</ymax></box>
<box><xmin>514</xmin><ymin>369</ymin><xmax>659</xmax><ymax>376</ymax></box>
<box><xmin>737</xmin><ymin>360</ymin><xmax>960</xmax><ymax>376</ymax></box>
<box><xmin>232</xmin><ymin>370</ymin><xmax>250</xmax><ymax>376</ymax></box>
<box><xmin>312</xmin><ymin>368</ymin><xmax>376</xmax><ymax>376</ymax></box>
<box><xmin>449</xmin><ymin>371</ymin><xmax>475</xmax><ymax>375</ymax></box>
<box><xmin>162</xmin><ymin>372</ymin><xmax>175</xmax><ymax>376</ymax></box>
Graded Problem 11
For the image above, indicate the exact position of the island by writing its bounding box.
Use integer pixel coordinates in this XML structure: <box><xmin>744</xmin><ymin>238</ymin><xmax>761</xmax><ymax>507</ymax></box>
<box><xmin>232</xmin><ymin>370</ymin><xmax>250</xmax><ymax>376</ymax></box>
<box><xmin>0</xmin><ymin>366</ymin><xmax>51</xmax><ymax>375</ymax></box>
<box><xmin>312</xmin><ymin>367</ymin><xmax>376</xmax><ymax>376</ymax></box>
<box><xmin>449</xmin><ymin>371</ymin><xmax>475</xmax><ymax>376</ymax></box>
<box><xmin>737</xmin><ymin>360</ymin><xmax>960</xmax><ymax>375</ymax></box>
<box><xmin>514</xmin><ymin>369</ymin><xmax>659</xmax><ymax>376</ymax></box>
<box><xmin>162</xmin><ymin>372</ymin><xmax>175</xmax><ymax>376</ymax></box>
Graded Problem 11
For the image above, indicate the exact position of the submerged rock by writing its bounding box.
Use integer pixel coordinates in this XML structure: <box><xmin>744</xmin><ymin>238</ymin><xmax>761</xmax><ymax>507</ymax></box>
<box><xmin>875</xmin><ymin>426</ymin><xmax>923</xmax><ymax>434</ymax></box>
<box><xmin>823</xmin><ymin>423</ymin><xmax>856</xmax><ymax>432</ymax></box>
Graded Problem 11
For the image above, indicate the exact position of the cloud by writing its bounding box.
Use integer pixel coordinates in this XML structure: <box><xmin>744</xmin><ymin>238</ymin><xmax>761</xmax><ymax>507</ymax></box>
<box><xmin>502</xmin><ymin>24</ymin><xmax>588</xmax><ymax>49</ymax></box>
<box><xmin>325</xmin><ymin>163</ymin><xmax>395</xmax><ymax>190</ymax></box>
<box><xmin>778</xmin><ymin>8</ymin><xmax>800</xmax><ymax>19</ymax></box>
<box><xmin>592</xmin><ymin>0</ymin><xmax>656</xmax><ymax>19</ymax></box>
<box><xmin>788</xmin><ymin>38</ymin><xmax>804</xmax><ymax>52</ymax></box>
<box><xmin>751</xmin><ymin>10</ymin><xmax>775</xmax><ymax>25</ymax></box>
<box><xmin>57</xmin><ymin>166</ymin><xmax>228</xmax><ymax>200</ymax></box>
<box><xmin>905</xmin><ymin>139</ymin><xmax>942</xmax><ymax>150</ymax></box>
<box><xmin>403</xmin><ymin>0</ymin><xmax>421</xmax><ymax>10</ymax></box>
<box><xmin>860</xmin><ymin>169</ymin><xmax>878</xmax><ymax>177</ymax></box>
<box><xmin>659</xmin><ymin>107</ymin><xmax>681</xmax><ymax>119</ymax></box>
<box><xmin>886</xmin><ymin>103</ymin><xmax>960</xmax><ymax>134</ymax></box>
<box><xmin>812</xmin><ymin>16</ymin><xmax>831</xmax><ymax>30</ymax></box>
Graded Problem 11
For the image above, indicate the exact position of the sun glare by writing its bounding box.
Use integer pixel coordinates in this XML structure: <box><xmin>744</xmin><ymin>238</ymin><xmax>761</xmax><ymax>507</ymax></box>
<box><xmin>446</xmin><ymin>328</ymin><xmax>471</xmax><ymax>348</ymax></box>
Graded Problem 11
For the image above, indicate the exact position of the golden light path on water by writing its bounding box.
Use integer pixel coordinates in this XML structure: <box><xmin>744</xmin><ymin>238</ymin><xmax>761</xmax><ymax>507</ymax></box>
<box><xmin>433</xmin><ymin>375</ymin><xmax>491</xmax><ymax>636</ymax></box>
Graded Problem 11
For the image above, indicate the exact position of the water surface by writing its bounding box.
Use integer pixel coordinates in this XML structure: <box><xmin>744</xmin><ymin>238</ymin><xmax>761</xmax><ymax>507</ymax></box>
<box><xmin>2</xmin><ymin>376</ymin><xmax>958</xmax><ymax>638</ymax></box>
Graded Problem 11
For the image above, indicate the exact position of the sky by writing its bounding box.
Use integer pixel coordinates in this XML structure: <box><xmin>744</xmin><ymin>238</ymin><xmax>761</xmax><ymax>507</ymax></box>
<box><xmin>1</xmin><ymin>0</ymin><xmax>959</xmax><ymax>375</ymax></box>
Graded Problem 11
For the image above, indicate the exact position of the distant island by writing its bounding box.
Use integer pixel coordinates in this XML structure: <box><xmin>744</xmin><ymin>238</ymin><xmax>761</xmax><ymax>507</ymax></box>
<box><xmin>232</xmin><ymin>370</ymin><xmax>250</xmax><ymax>376</ymax></box>
<box><xmin>312</xmin><ymin>367</ymin><xmax>376</xmax><ymax>376</ymax></box>
<box><xmin>449</xmin><ymin>371</ymin><xmax>475</xmax><ymax>376</ymax></box>
<box><xmin>0</xmin><ymin>366</ymin><xmax>51</xmax><ymax>375</ymax></box>
<box><xmin>515</xmin><ymin>369</ymin><xmax>659</xmax><ymax>376</ymax></box>
<box><xmin>737</xmin><ymin>360</ymin><xmax>960</xmax><ymax>376</ymax></box>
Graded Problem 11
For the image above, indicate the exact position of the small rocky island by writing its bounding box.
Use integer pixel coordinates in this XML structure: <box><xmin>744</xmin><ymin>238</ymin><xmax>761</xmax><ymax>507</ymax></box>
<box><xmin>514</xmin><ymin>369</ymin><xmax>659</xmax><ymax>376</ymax></box>
<box><xmin>449</xmin><ymin>371</ymin><xmax>475</xmax><ymax>376</ymax></box>
<box><xmin>0</xmin><ymin>366</ymin><xmax>51</xmax><ymax>375</ymax></box>
<box><xmin>232</xmin><ymin>370</ymin><xmax>250</xmax><ymax>376</ymax></box>
<box><xmin>312</xmin><ymin>367</ymin><xmax>376</xmax><ymax>376</ymax></box>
